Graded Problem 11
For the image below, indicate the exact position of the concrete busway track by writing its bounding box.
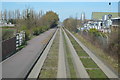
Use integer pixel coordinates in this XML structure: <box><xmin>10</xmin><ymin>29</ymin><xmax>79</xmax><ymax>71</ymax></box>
<box><xmin>62</xmin><ymin>28</ymin><xmax>90</xmax><ymax>78</ymax></box>
<box><xmin>65</xmin><ymin>28</ymin><xmax>118</xmax><ymax>79</ymax></box>
<box><xmin>57</xmin><ymin>28</ymin><xmax>67</xmax><ymax>78</ymax></box>
<box><xmin>26</xmin><ymin>28</ymin><xmax>59</xmax><ymax>79</ymax></box>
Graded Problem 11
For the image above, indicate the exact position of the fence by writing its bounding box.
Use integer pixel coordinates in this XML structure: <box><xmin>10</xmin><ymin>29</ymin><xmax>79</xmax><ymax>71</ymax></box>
<box><xmin>79</xmin><ymin>30</ymin><xmax>118</xmax><ymax>59</ymax></box>
<box><xmin>2</xmin><ymin>37</ymin><xmax>16</xmax><ymax>60</ymax></box>
<box><xmin>16</xmin><ymin>31</ymin><xmax>25</xmax><ymax>50</ymax></box>
<box><xmin>79</xmin><ymin>31</ymin><xmax>108</xmax><ymax>51</ymax></box>
<box><xmin>2</xmin><ymin>31</ymin><xmax>25</xmax><ymax>60</ymax></box>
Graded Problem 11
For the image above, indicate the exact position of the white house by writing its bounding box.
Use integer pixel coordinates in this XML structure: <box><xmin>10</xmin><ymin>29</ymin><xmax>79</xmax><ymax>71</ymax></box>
<box><xmin>0</xmin><ymin>20</ymin><xmax>15</xmax><ymax>27</ymax></box>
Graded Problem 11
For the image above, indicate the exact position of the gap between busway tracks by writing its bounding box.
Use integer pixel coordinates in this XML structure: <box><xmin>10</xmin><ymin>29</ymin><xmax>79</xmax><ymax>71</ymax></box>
<box><xmin>57</xmin><ymin>28</ymin><xmax>67</xmax><ymax>78</ymax></box>
<box><xmin>62</xmin><ymin>28</ymin><xmax>90</xmax><ymax>78</ymax></box>
<box><xmin>26</xmin><ymin>28</ymin><xmax>59</xmax><ymax>79</ymax></box>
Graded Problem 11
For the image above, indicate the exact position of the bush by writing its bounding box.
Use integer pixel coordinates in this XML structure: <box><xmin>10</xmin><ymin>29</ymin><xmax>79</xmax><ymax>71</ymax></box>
<box><xmin>41</xmin><ymin>26</ymin><xmax>49</xmax><ymax>32</ymax></box>
<box><xmin>20</xmin><ymin>25</ymin><xmax>27</xmax><ymax>31</ymax></box>
<box><xmin>89</xmin><ymin>28</ymin><xmax>101</xmax><ymax>37</ymax></box>
<box><xmin>25</xmin><ymin>30</ymin><xmax>30</xmax><ymax>40</ymax></box>
<box><xmin>33</xmin><ymin>27</ymin><xmax>39</xmax><ymax>36</ymax></box>
<box><xmin>33</xmin><ymin>26</ymin><xmax>49</xmax><ymax>36</ymax></box>
<box><xmin>2</xmin><ymin>28</ymin><xmax>16</xmax><ymax>40</ymax></box>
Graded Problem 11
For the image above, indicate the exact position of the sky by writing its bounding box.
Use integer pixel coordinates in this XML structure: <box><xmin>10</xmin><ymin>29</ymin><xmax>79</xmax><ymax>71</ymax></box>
<box><xmin>1</xmin><ymin>0</ymin><xmax>120</xmax><ymax>2</ymax></box>
<box><xmin>1</xmin><ymin>2</ymin><xmax>119</xmax><ymax>21</ymax></box>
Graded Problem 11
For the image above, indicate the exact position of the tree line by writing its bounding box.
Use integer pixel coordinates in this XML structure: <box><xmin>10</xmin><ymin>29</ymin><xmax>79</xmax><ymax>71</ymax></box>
<box><xmin>1</xmin><ymin>8</ymin><xmax>59</xmax><ymax>40</ymax></box>
<box><xmin>63</xmin><ymin>17</ymin><xmax>82</xmax><ymax>32</ymax></box>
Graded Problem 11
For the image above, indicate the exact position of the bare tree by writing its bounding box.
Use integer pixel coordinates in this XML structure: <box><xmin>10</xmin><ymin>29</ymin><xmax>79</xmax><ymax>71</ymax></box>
<box><xmin>3</xmin><ymin>9</ymin><xmax>7</xmax><ymax>21</ymax></box>
<box><xmin>8</xmin><ymin>10</ymin><xmax>12</xmax><ymax>20</ymax></box>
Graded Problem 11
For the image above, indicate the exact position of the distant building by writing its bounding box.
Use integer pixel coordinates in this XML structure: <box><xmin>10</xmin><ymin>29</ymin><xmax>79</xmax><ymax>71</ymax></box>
<box><xmin>78</xmin><ymin>12</ymin><xmax>119</xmax><ymax>33</ymax></box>
<box><xmin>111</xmin><ymin>18</ymin><xmax>120</xmax><ymax>31</ymax></box>
<box><xmin>91</xmin><ymin>12</ymin><xmax>119</xmax><ymax>33</ymax></box>
<box><xmin>80</xmin><ymin>12</ymin><xmax>86</xmax><ymax>27</ymax></box>
<box><xmin>92</xmin><ymin>12</ymin><xmax>119</xmax><ymax>20</ymax></box>
<box><xmin>112</xmin><ymin>17</ymin><xmax>120</xmax><ymax>26</ymax></box>
<box><xmin>81</xmin><ymin>12</ymin><xmax>85</xmax><ymax>21</ymax></box>
<box><xmin>0</xmin><ymin>20</ymin><xmax>15</xmax><ymax>27</ymax></box>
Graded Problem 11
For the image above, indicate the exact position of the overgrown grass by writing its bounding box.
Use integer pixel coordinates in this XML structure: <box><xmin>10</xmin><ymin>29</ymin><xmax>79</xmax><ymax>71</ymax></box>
<box><xmin>62</xmin><ymin>30</ymin><xmax>77</xmax><ymax>78</ymax></box>
<box><xmin>2</xmin><ymin>28</ymin><xmax>16</xmax><ymax>40</ymax></box>
<box><xmin>73</xmin><ymin>33</ymin><xmax>118</xmax><ymax>72</ymax></box>
<box><xmin>39</xmin><ymin>30</ymin><xmax>59</xmax><ymax>78</ymax></box>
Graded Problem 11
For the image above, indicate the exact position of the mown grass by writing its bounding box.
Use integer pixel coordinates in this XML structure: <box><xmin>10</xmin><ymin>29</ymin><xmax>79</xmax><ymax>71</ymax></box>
<box><xmin>62</xmin><ymin>30</ymin><xmax>77</xmax><ymax>78</ymax></box>
<box><xmin>80</xmin><ymin>58</ymin><xmax>98</xmax><ymax>68</ymax></box>
<box><xmin>65</xmin><ymin>29</ymin><xmax>107</xmax><ymax>78</ymax></box>
<box><xmin>65</xmin><ymin>31</ymin><xmax>89</xmax><ymax>57</ymax></box>
<box><xmin>39</xmin><ymin>30</ymin><xmax>59</xmax><ymax>78</ymax></box>
<box><xmin>87</xmin><ymin>69</ymin><xmax>107</xmax><ymax>78</ymax></box>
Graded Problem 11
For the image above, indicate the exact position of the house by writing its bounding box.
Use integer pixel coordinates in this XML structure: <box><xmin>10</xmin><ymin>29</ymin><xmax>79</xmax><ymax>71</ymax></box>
<box><xmin>0</xmin><ymin>19</ymin><xmax>15</xmax><ymax>27</ymax></box>
<box><xmin>90</xmin><ymin>12</ymin><xmax>119</xmax><ymax>33</ymax></box>
<box><xmin>82</xmin><ymin>20</ymin><xmax>103</xmax><ymax>31</ymax></box>
<box><xmin>78</xmin><ymin>12</ymin><xmax>119</xmax><ymax>33</ymax></box>
<box><xmin>92</xmin><ymin>12</ymin><xmax>119</xmax><ymax>20</ymax></box>
<box><xmin>111</xmin><ymin>17</ymin><xmax>120</xmax><ymax>31</ymax></box>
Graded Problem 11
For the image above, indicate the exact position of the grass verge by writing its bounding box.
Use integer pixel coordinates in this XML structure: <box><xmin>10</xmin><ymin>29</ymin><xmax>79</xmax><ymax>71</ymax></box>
<box><xmin>65</xmin><ymin>31</ymin><xmax>89</xmax><ymax>57</ymax></box>
<box><xmin>80</xmin><ymin>58</ymin><xmax>98</xmax><ymax>68</ymax></box>
<box><xmin>39</xmin><ymin>30</ymin><xmax>59</xmax><ymax>78</ymax></box>
<box><xmin>73</xmin><ymin>32</ymin><xmax>118</xmax><ymax>72</ymax></box>
<box><xmin>87</xmin><ymin>69</ymin><xmax>108</xmax><ymax>78</ymax></box>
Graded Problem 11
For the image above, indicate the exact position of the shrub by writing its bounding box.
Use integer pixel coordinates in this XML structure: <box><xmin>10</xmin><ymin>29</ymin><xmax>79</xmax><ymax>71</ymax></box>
<box><xmin>89</xmin><ymin>28</ymin><xmax>101</xmax><ymax>37</ymax></box>
<box><xmin>25</xmin><ymin>30</ymin><xmax>30</xmax><ymax>40</ymax></box>
<box><xmin>41</xmin><ymin>26</ymin><xmax>49</xmax><ymax>32</ymax></box>
<box><xmin>33</xmin><ymin>26</ymin><xmax>49</xmax><ymax>36</ymax></box>
<box><xmin>20</xmin><ymin>25</ymin><xmax>27</xmax><ymax>31</ymax></box>
<box><xmin>2</xmin><ymin>28</ymin><xmax>16</xmax><ymax>40</ymax></box>
<box><xmin>33</xmin><ymin>27</ymin><xmax>39</xmax><ymax>36</ymax></box>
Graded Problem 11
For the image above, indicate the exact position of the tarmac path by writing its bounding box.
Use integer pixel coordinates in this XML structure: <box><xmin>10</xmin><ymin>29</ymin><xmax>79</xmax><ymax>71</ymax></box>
<box><xmin>2</xmin><ymin>28</ymin><xmax>56</xmax><ymax>78</ymax></box>
<box><xmin>27</xmin><ymin>28</ymin><xmax>58</xmax><ymax>78</ymax></box>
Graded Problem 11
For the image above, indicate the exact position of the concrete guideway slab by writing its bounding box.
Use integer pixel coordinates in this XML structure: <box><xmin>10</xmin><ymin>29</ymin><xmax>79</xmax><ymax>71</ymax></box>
<box><xmin>27</xmin><ymin>28</ymin><xmax>59</xmax><ymax>78</ymax></box>
<box><xmin>66</xmin><ymin>29</ymin><xmax>118</xmax><ymax>78</ymax></box>
<box><xmin>57</xmin><ymin>28</ymin><xmax>67</xmax><ymax>78</ymax></box>
<box><xmin>62</xmin><ymin>28</ymin><xmax>90</xmax><ymax>78</ymax></box>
